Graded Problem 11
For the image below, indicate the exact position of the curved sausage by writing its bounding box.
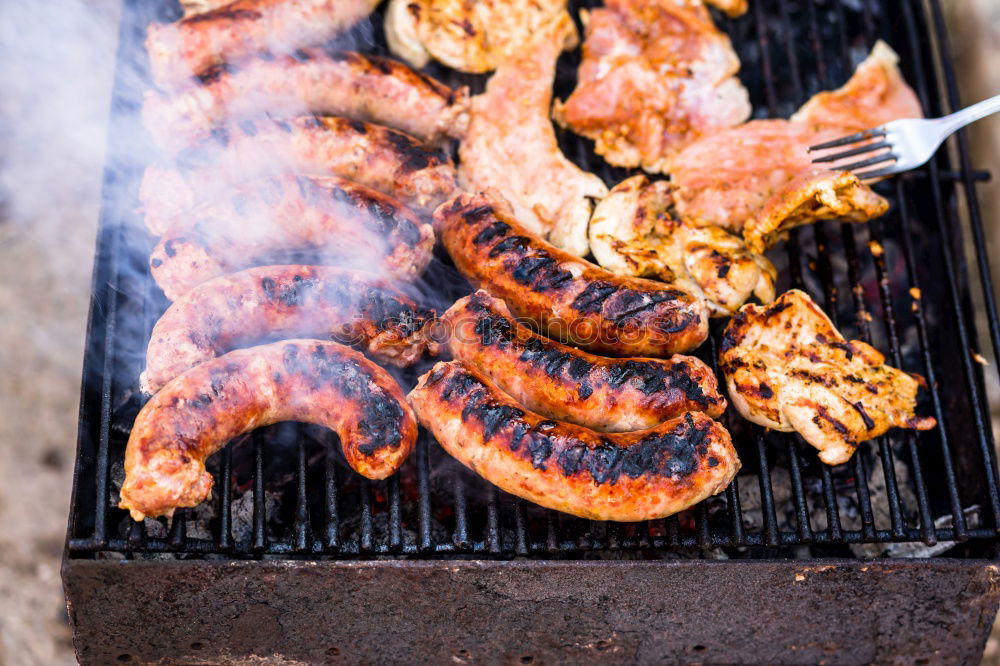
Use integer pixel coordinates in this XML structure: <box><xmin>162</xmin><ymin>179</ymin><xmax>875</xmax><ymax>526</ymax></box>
<box><xmin>442</xmin><ymin>290</ymin><xmax>725</xmax><ymax>432</ymax></box>
<box><xmin>149</xmin><ymin>174</ymin><xmax>434</xmax><ymax>300</ymax></box>
<box><xmin>407</xmin><ymin>361</ymin><xmax>739</xmax><ymax>522</ymax></box>
<box><xmin>434</xmin><ymin>192</ymin><xmax>709</xmax><ymax>357</ymax></box>
<box><xmin>144</xmin><ymin>49</ymin><xmax>470</xmax><ymax>152</ymax></box>
<box><xmin>120</xmin><ymin>340</ymin><xmax>418</xmax><ymax>521</ymax></box>
<box><xmin>145</xmin><ymin>0</ymin><xmax>380</xmax><ymax>89</ymax></box>
<box><xmin>140</xmin><ymin>116</ymin><xmax>457</xmax><ymax>235</ymax></box>
<box><xmin>141</xmin><ymin>266</ymin><xmax>439</xmax><ymax>393</ymax></box>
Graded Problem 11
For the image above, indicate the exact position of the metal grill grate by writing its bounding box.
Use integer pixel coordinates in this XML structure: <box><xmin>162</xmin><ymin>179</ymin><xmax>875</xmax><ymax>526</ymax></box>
<box><xmin>66</xmin><ymin>0</ymin><xmax>1000</xmax><ymax>559</ymax></box>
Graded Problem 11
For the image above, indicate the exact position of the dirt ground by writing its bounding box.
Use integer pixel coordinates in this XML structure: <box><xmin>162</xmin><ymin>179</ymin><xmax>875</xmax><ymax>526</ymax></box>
<box><xmin>0</xmin><ymin>1</ymin><xmax>997</xmax><ymax>664</ymax></box>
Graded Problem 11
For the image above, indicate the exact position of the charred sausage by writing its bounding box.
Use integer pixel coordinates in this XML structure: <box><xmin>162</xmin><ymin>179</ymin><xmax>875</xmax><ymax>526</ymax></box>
<box><xmin>142</xmin><ymin>266</ymin><xmax>438</xmax><ymax>393</ymax></box>
<box><xmin>140</xmin><ymin>116</ymin><xmax>457</xmax><ymax>234</ymax></box>
<box><xmin>120</xmin><ymin>339</ymin><xmax>417</xmax><ymax>520</ymax></box>
<box><xmin>149</xmin><ymin>174</ymin><xmax>434</xmax><ymax>300</ymax></box>
<box><xmin>407</xmin><ymin>361</ymin><xmax>739</xmax><ymax>521</ymax></box>
<box><xmin>434</xmin><ymin>192</ymin><xmax>709</xmax><ymax>356</ymax></box>
<box><xmin>146</xmin><ymin>0</ymin><xmax>380</xmax><ymax>89</ymax></box>
<box><xmin>442</xmin><ymin>291</ymin><xmax>725</xmax><ymax>431</ymax></box>
<box><xmin>144</xmin><ymin>49</ymin><xmax>470</xmax><ymax>152</ymax></box>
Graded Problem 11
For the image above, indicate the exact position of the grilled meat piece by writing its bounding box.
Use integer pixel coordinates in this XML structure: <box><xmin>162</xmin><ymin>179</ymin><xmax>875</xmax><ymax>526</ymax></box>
<box><xmin>143</xmin><ymin>49</ymin><xmax>470</xmax><ymax>153</ymax></box>
<box><xmin>705</xmin><ymin>0</ymin><xmax>747</xmax><ymax>16</ymax></box>
<box><xmin>140</xmin><ymin>116</ymin><xmax>457</xmax><ymax>235</ymax></box>
<box><xmin>719</xmin><ymin>290</ymin><xmax>936</xmax><ymax>465</ymax></box>
<box><xmin>142</xmin><ymin>266</ymin><xmax>438</xmax><ymax>393</ymax></box>
<box><xmin>146</xmin><ymin>0</ymin><xmax>380</xmax><ymax>89</ymax></box>
<box><xmin>459</xmin><ymin>14</ymin><xmax>607</xmax><ymax>256</ymax></box>
<box><xmin>408</xmin><ymin>360</ymin><xmax>739</xmax><ymax>521</ymax></box>
<box><xmin>384</xmin><ymin>0</ymin><xmax>575</xmax><ymax>73</ymax></box>
<box><xmin>149</xmin><ymin>174</ymin><xmax>434</xmax><ymax>300</ymax></box>
<box><xmin>435</xmin><ymin>192</ymin><xmax>709</xmax><ymax>357</ymax></box>
<box><xmin>120</xmin><ymin>340</ymin><xmax>418</xmax><ymax>520</ymax></box>
<box><xmin>553</xmin><ymin>0</ymin><xmax>751</xmax><ymax>173</ymax></box>
<box><xmin>743</xmin><ymin>170</ymin><xmax>888</xmax><ymax>253</ymax></box>
<box><xmin>670</xmin><ymin>41</ymin><xmax>920</xmax><ymax>238</ymax></box>
<box><xmin>589</xmin><ymin>175</ymin><xmax>776</xmax><ymax>316</ymax></box>
<box><xmin>442</xmin><ymin>291</ymin><xmax>725</xmax><ymax>432</ymax></box>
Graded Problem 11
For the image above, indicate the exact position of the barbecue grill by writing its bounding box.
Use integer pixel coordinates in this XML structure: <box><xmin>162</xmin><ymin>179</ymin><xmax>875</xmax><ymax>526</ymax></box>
<box><xmin>62</xmin><ymin>0</ymin><xmax>1000</xmax><ymax>663</ymax></box>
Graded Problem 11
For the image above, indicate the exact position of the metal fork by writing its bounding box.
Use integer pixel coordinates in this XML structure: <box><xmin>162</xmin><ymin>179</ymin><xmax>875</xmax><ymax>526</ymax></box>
<box><xmin>808</xmin><ymin>93</ymin><xmax>1000</xmax><ymax>180</ymax></box>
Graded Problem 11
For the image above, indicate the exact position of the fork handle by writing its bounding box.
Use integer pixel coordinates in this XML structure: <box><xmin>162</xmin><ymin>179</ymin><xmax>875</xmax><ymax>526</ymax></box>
<box><xmin>940</xmin><ymin>93</ymin><xmax>1000</xmax><ymax>134</ymax></box>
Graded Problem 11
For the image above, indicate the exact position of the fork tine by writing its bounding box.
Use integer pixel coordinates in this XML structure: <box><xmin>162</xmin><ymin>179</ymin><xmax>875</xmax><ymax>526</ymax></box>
<box><xmin>829</xmin><ymin>152</ymin><xmax>897</xmax><ymax>173</ymax></box>
<box><xmin>808</xmin><ymin>128</ymin><xmax>887</xmax><ymax>152</ymax></box>
<box><xmin>811</xmin><ymin>140</ymin><xmax>891</xmax><ymax>164</ymax></box>
<box><xmin>854</xmin><ymin>165</ymin><xmax>900</xmax><ymax>181</ymax></box>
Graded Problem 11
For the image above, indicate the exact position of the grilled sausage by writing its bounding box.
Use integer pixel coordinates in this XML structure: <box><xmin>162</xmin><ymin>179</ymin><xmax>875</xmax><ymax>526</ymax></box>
<box><xmin>141</xmin><ymin>266</ymin><xmax>438</xmax><ymax>393</ymax></box>
<box><xmin>443</xmin><ymin>291</ymin><xmax>725</xmax><ymax>431</ymax></box>
<box><xmin>144</xmin><ymin>49</ymin><xmax>470</xmax><ymax>152</ymax></box>
<box><xmin>140</xmin><ymin>116</ymin><xmax>457</xmax><ymax>235</ymax></box>
<box><xmin>408</xmin><ymin>361</ymin><xmax>739</xmax><ymax>521</ymax></box>
<box><xmin>434</xmin><ymin>192</ymin><xmax>709</xmax><ymax>356</ymax></box>
<box><xmin>149</xmin><ymin>174</ymin><xmax>434</xmax><ymax>300</ymax></box>
<box><xmin>146</xmin><ymin>0</ymin><xmax>380</xmax><ymax>89</ymax></box>
<box><xmin>120</xmin><ymin>340</ymin><xmax>417</xmax><ymax>520</ymax></box>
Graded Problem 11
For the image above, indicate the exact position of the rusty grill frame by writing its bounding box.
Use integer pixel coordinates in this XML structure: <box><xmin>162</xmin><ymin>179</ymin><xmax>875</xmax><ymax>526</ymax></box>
<box><xmin>64</xmin><ymin>0</ymin><xmax>1000</xmax><ymax>562</ymax></box>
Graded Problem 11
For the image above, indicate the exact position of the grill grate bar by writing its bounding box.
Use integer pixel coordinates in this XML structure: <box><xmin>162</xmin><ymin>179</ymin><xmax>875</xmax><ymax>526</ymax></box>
<box><xmin>324</xmin><ymin>443</ymin><xmax>340</xmax><ymax>551</ymax></box>
<box><xmin>74</xmin><ymin>526</ymin><xmax>999</xmax><ymax>555</ymax></box>
<box><xmin>388</xmin><ymin>474</ymin><xmax>402</xmax><ymax>551</ymax></box>
<box><xmin>359</xmin><ymin>478</ymin><xmax>373</xmax><ymax>552</ymax></box>
<box><xmin>252</xmin><ymin>434</ymin><xmax>267</xmax><ymax>551</ymax></box>
<box><xmin>754</xmin><ymin>429</ymin><xmax>781</xmax><ymax>546</ymax></box>
<box><xmin>452</xmin><ymin>472</ymin><xmax>469</xmax><ymax>548</ymax></box>
<box><xmin>218</xmin><ymin>445</ymin><xmax>233</xmax><ymax>550</ymax></box>
<box><xmin>294</xmin><ymin>439</ymin><xmax>310</xmax><ymax>552</ymax></box>
<box><xmin>415</xmin><ymin>434</ymin><xmax>432</xmax><ymax>551</ymax></box>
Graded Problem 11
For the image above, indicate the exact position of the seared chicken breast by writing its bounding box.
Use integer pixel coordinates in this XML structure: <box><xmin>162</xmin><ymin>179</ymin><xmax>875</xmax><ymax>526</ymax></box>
<box><xmin>590</xmin><ymin>175</ymin><xmax>775</xmax><ymax>315</ymax></box>
<box><xmin>719</xmin><ymin>290</ymin><xmax>936</xmax><ymax>465</ymax></box>
<box><xmin>553</xmin><ymin>0</ymin><xmax>751</xmax><ymax>173</ymax></box>
<box><xmin>385</xmin><ymin>0</ymin><xmax>575</xmax><ymax>73</ymax></box>
<box><xmin>459</xmin><ymin>14</ymin><xmax>607</xmax><ymax>256</ymax></box>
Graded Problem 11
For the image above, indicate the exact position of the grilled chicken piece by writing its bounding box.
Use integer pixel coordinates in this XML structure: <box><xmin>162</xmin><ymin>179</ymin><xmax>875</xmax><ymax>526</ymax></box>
<box><xmin>743</xmin><ymin>170</ymin><xmax>888</xmax><ymax>253</ymax></box>
<box><xmin>670</xmin><ymin>41</ymin><xmax>921</xmax><ymax>242</ymax></box>
<box><xmin>705</xmin><ymin>0</ymin><xmax>747</xmax><ymax>16</ymax></box>
<box><xmin>553</xmin><ymin>0</ymin><xmax>751</xmax><ymax>173</ymax></box>
<box><xmin>442</xmin><ymin>291</ymin><xmax>726</xmax><ymax>432</ymax></box>
<box><xmin>140</xmin><ymin>116</ymin><xmax>457</xmax><ymax>235</ymax></box>
<box><xmin>142</xmin><ymin>266</ymin><xmax>438</xmax><ymax>393</ymax></box>
<box><xmin>146</xmin><ymin>0</ymin><xmax>380</xmax><ymax>90</ymax></box>
<box><xmin>459</xmin><ymin>15</ymin><xmax>607</xmax><ymax>256</ymax></box>
<box><xmin>436</xmin><ymin>192</ymin><xmax>709</xmax><ymax>357</ymax></box>
<box><xmin>384</xmin><ymin>0</ymin><xmax>576</xmax><ymax>73</ymax></box>
<box><xmin>590</xmin><ymin>175</ymin><xmax>775</xmax><ymax>316</ymax></box>
<box><xmin>143</xmin><ymin>49</ymin><xmax>470</xmax><ymax>152</ymax></box>
<box><xmin>408</xmin><ymin>360</ymin><xmax>739</xmax><ymax>521</ymax></box>
<box><xmin>149</xmin><ymin>174</ymin><xmax>434</xmax><ymax>300</ymax></box>
<box><xmin>719</xmin><ymin>290</ymin><xmax>936</xmax><ymax>465</ymax></box>
<box><xmin>120</xmin><ymin>340</ymin><xmax>418</xmax><ymax>520</ymax></box>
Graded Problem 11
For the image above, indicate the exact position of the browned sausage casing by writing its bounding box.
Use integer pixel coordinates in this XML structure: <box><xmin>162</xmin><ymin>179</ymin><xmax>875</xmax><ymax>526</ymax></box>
<box><xmin>141</xmin><ymin>116</ymin><xmax>457</xmax><ymax>234</ymax></box>
<box><xmin>443</xmin><ymin>291</ymin><xmax>725</xmax><ymax>431</ymax></box>
<box><xmin>146</xmin><ymin>0</ymin><xmax>380</xmax><ymax>89</ymax></box>
<box><xmin>408</xmin><ymin>361</ymin><xmax>739</xmax><ymax>521</ymax></box>
<box><xmin>144</xmin><ymin>49</ymin><xmax>470</xmax><ymax>152</ymax></box>
<box><xmin>142</xmin><ymin>266</ymin><xmax>438</xmax><ymax>393</ymax></box>
<box><xmin>434</xmin><ymin>192</ymin><xmax>709</xmax><ymax>356</ymax></box>
<box><xmin>120</xmin><ymin>340</ymin><xmax>417</xmax><ymax>521</ymax></box>
<box><xmin>149</xmin><ymin>174</ymin><xmax>434</xmax><ymax>300</ymax></box>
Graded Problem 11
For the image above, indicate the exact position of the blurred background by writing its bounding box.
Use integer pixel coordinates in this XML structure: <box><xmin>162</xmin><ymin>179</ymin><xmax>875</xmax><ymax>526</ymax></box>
<box><xmin>0</xmin><ymin>1</ymin><xmax>997</xmax><ymax>663</ymax></box>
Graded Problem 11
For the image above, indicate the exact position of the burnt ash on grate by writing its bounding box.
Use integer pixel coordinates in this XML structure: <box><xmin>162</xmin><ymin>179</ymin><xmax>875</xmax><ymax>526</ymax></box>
<box><xmin>66</xmin><ymin>0</ymin><xmax>1000</xmax><ymax>561</ymax></box>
